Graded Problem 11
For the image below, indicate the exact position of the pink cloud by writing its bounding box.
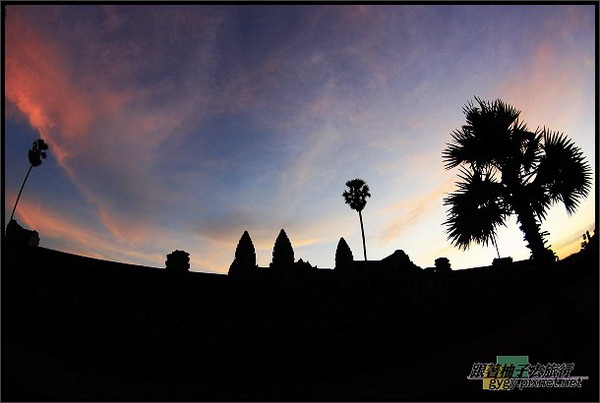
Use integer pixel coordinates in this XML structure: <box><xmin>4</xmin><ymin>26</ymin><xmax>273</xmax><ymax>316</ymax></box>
<box><xmin>6</xmin><ymin>15</ymin><xmax>78</xmax><ymax>164</ymax></box>
<box><xmin>5</xmin><ymin>7</ymin><xmax>215</xmax><ymax>243</ymax></box>
<box><xmin>493</xmin><ymin>31</ymin><xmax>592</xmax><ymax>132</ymax></box>
<box><xmin>13</xmin><ymin>193</ymin><xmax>223</xmax><ymax>271</ymax></box>
<box><xmin>14</xmin><ymin>198</ymin><xmax>157</xmax><ymax>264</ymax></box>
<box><xmin>5</xmin><ymin>9</ymin><xmax>142</xmax><ymax>165</ymax></box>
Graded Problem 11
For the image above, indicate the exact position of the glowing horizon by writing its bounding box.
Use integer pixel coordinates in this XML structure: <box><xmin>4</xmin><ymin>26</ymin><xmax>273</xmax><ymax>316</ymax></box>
<box><xmin>4</xmin><ymin>5</ymin><xmax>596</xmax><ymax>273</ymax></box>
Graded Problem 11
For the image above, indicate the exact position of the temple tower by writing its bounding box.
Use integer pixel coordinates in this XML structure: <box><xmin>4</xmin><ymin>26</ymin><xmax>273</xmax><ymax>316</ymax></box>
<box><xmin>334</xmin><ymin>237</ymin><xmax>353</xmax><ymax>270</ymax></box>
<box><xmin>270</xmin><ymin>229</ymin><xmax>294</xmax><ymax>269</ymax></box>
<box><xmin>228</xmin><ymin>231</ymin><xmax>257</xmax><ymax>276</ymax></box>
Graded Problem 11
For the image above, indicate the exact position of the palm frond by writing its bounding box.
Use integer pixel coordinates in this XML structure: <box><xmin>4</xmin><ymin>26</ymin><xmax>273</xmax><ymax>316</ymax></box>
<box><xmin>520</xmin><ymin>181</ymin><xmax>552</xmax><ymax>221</ymax></box>
<box><xmin>28</xmin><ymin>138</ymin><xmax>49</xmax><ymax>167</ymax></box>
<box><xmin>343</xmin><ymin>178</ymin><xmax>371</xmax><ymax>212</ymax></box>
<box><xmin>442</xmin><ymin>97</ymin><xmax>523</xmax><ymax>171</ymax></box>
<box><xmin>442</xmin><ymin>127</ymin><xmax>492</xmax><ymax>170</ymax></box>
<box><xmin>518</xmin><ymin>127</ymin><xmax>543</xmax><ymax>177</ymax></box>
<box><xmin>443</xmin><ymin>167</ymin><xmax>508</xmax><ymax>250</ymax></box>
<box><xmin>534</xmin><ymin>129</ymin><xmax>592</xmax><ymax>215</ymax></box>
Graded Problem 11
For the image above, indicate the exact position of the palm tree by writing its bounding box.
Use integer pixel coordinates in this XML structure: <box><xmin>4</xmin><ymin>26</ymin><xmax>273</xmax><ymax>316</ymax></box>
<box><xmin>343</xmin><ymin>178</ymin><xmax>371</xmax><ymax>261</ymax></box>
<box><xmin>443</xmin><ymin>97</ymin><xmax>591</xmax><ymax>263</ymax></box>
<box><xmin>9</xmin><ymin>139</ymin><xmax>49</xmax><ymax>222</ymax></box>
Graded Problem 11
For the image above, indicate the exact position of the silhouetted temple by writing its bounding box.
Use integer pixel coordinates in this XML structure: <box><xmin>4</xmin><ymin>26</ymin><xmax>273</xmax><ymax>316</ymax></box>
<box><xmin>228</xmin><ymin>230</ymin><xmax>257</xmax><ymax>276</ymax></box>
<box><xmin>335</xmin><ymin>237</ymin><xmax>353</xmax><ymax>269</ymax></box>
<box><xmin>5</xmin><ymin>219</ymin><xmax>39</xmax><ymax>248</ymax></box>
<box><xmin>229</xmin><ymin>229</ymin><xmax>319</xmax><ymax>276</ymax></box>
<box><xmin>271</xmin><ymin>229</ymin><xmax>295</xmax><ymax>269</ymax></box>
<box><xmin>224</xmin><ymin>229</ymin><xmax>447</xmax><ymax>302</ymax></box>
<box><xmin>4</xmin><ymin>221</ymin><xmax>598</xmax><ymax>401</ymax></box>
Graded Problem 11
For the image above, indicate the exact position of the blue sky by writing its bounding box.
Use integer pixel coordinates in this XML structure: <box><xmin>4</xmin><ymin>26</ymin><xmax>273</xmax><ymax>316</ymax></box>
<box><xmin>4</xmin><ymin>5</ymin><xmax>596</xmax><ymax>273</ymax></box>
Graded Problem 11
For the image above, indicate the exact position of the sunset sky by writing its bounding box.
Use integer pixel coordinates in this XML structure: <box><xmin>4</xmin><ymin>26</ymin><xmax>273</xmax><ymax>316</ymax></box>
<box><xmin>4</xmin><ymin>5</ymin><xmax>596</xmax><ymax>273</ymax></box>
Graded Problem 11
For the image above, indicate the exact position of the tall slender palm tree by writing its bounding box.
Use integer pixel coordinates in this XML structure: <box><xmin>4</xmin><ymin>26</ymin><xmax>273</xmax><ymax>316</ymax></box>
<box><xmin>9</xmin><ymin>139</ymin><xmax>49</xmax><ymax>222</ymax></box>
<box><xmin>443</xmin><ymin>97</ymin><xmax>591</xmax><ymax>263</ymax></box>
<box><xmin>343</xmin><ymin>178</ymin><xmax>371</xmax><ymax>261</ymax></box>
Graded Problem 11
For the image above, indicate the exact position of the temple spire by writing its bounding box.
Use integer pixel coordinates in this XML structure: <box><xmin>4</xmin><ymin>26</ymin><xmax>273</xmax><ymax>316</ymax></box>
<box><xmin>270</xmin><ymin>229</ymin><xmax>294</xmax><ymax>269</ymax></box>
<box><xmin>228</xmin><ymin>231</ymin><xmax>257</xmax><ymax>276</ymax></box>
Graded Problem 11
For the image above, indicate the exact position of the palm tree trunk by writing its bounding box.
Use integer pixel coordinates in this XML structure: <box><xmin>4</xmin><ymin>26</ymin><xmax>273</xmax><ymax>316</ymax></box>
<box><xmin>503</xmin><ymin>167</ymin><xmax>554</xmax><ymax>265</ymax></box>
<box><xmin>512</xmin><ymin>198</ymin><xmax>554</xmax><ymax>263</ymax></box>
<box><xmin>9</xmin><ymin>164</ymin><xmax>33</xmax><ymax>223</ymax></box>
<box><xmin>492</xmin><ymin>238</ymin><xmax>501</xmax><ymax>259</ymax></box>
<box><xmin>358</xmin><ymin>210</ymin><xmax>372</xmax><ymax>301</ymax></box>
<box><xmin>358</xmin><ymin>210</ymin><xmax>367</xmax><ymax>261</ymax></box>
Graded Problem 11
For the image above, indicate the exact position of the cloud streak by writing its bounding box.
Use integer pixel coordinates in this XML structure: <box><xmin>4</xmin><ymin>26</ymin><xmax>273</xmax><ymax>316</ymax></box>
<box><xmin>5</xmin><ymin>6</ymin><xmax>224</xmax><ymax>242</ymax></box>
<box><xmin>5</xmin><ymin>5</ymin><xmax>595</xmax><ymax>273</ymax></box>
<box><xmin>378</xmin><ymin>177</ymin><xmax>455</xmax><ymax>245</ymax></box>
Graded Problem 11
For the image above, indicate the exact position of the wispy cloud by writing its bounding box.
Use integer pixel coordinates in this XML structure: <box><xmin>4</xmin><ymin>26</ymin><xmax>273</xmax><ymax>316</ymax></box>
<box><xmin>5</xmin><ymin>5</ymin><xmax>595</xmax><ymax>273</ymax></box>
<box><xmin>5</xmin><ymin>6</ymin><xmax>224</xmax><ymax>242</ymax></box>
<box><xmin>16</xmin><ymin>198</ymin><xmax>163</xmax><ymax>266</ymax></box>
<box><xmin>492</xmin><ymin>7</ymin><xmax>594</xmax><ymax>132</ymax></box>
<box><xmin>378</xmin><ymin>177</ymin><xmax>455</xmax><ymax>245</ymax></box>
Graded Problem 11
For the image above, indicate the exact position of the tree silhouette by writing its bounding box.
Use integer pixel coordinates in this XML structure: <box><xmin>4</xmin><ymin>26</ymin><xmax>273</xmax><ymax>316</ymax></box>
<box><xmin>343</xmin><ymin>179</ymin><xmax>371</xmax><ymax>261</ymax></box>
<box><xmin>9</xmin><ymin>139</ymin><xmax>49</xmax><ymax>222</ymax></box>
<box><xmin>271</xmin><ymin>229</ymin><xmax>294</xmax><ymax>269</ymax></box>
<box><xmin>165</xmin><ymin>250</ymin><xmax>190</xmax><ymax>273</ymax></box>
<box><xmin>443</xmin><ymin>97</ymin><xmax>591</xmax><ymax>263</ymax></box>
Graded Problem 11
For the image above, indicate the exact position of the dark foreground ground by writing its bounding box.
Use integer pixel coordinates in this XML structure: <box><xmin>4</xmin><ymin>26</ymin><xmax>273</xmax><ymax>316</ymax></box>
<box><xmin>2</xmin><ymin>244</ymin><xmax>598</xmax><ymax>401</ymax></box>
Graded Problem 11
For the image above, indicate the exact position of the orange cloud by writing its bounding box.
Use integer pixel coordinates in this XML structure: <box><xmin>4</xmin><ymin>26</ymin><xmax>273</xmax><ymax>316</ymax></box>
<box><xmin>13</xmin><ymin>195</ymin><xmax>212</xmax><ymax>271</ymax></box>
<box><xmin>97</xmin><ymin>205</ymin><xmax>151</xmax><ymax>244</ymax></box>
<box><xmin>555</xmin><ymin>235</ymin><xmax>585</xmax><ymax>259</ymax></box>
<box><xmin>4</xmin><ymin>8</ymin><xmax>198</xmax><ymax>245</ymax></box>
<box><xmin>16</xmin><ymin>198</ymin><xmax>146</xmax><ymax>263</ymax></box>
<box><xmin>378</xmin><ymin>177</ymin><xmax>455</xmax><ymax>244</ymax></box>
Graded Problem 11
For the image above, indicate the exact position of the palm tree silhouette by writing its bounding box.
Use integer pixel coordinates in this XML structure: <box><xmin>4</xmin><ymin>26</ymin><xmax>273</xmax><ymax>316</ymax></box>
<box><xmin>443</xmin><ymin>97</ymin><xmax>591</xmax><ymax>263</ymax></box>
<box><xmin>9</xmin><ymin>139</ymin><xmax>49</xmax><ymax>223</ymax></box>
<box><xmin>343</xmin><ymin>178</ymin><xmax>371</xmax><ymax>261</ymax></box>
